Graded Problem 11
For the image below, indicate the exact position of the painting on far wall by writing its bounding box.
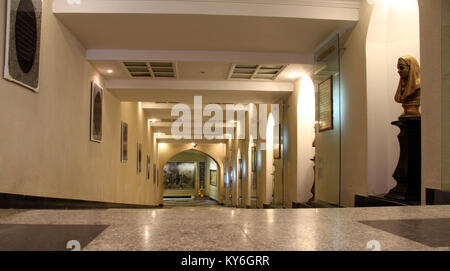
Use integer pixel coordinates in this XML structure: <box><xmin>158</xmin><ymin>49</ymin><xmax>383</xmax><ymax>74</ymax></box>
<box><xmin>90</xmin><ymin>82</ymin><xmax>103</xmax><ymax>143</ymax></box>
<box><xmin>146</xmin><ymin>155</ymin><xmax>151</xmax><ymax>180</ymax></box>
<box><xmin>153</xmin><ymin>164</ymin><xmax>156</xmax><ymax>185</ymax></box>
<box><xmin>210</xmin><ymin>169</ymin><xmax>217</xmax><ymax>186</ymax></box>
<box><xmin>3</xmin><ymin>0</ymin><xmax>43</xmax><ymax>92</ymax></box>
<box><xmin>121</xmin><ymin>121</ymin><xmax>128</xmax><ymax>163</ymax></box>
<box><xmin>137</xmin><ymin>143</ymin><xmax>142</xmax><ymax>173</ymax></box>
<box><xmin>163</xmin><ymin>162</ymin><xmax>195</xmax><ymax>190</ymax></box>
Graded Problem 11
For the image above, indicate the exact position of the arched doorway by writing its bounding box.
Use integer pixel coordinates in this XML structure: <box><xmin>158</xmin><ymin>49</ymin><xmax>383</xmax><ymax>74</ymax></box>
<box><xmin>160</xmin><ymin>148</ymin><xmax>223</xmax><ymax>206</ymax></box>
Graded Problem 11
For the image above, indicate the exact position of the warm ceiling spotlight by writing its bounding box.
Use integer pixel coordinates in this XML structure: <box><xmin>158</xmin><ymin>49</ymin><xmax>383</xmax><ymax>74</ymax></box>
<box><xmin>107</xmin><ymin>69</ymin><xmax>114</xmax><ymax>74</ymax></box>
<box><xmin>149</xmin><ymin>118</ymin><xmax>160</xmax><ymax>123</ymax></box>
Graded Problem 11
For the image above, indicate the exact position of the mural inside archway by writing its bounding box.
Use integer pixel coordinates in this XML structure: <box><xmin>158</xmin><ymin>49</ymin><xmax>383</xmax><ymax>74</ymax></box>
<box><xmin>162</xmin><ymin>149</ymin><xmax>220</xmax><ymax>201</ymax></box>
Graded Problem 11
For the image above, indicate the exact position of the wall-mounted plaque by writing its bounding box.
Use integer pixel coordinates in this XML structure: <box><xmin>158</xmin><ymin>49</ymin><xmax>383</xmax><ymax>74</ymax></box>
<box><xmin>318</xmin><ymin>76</ymin><xmax>333</xmax><ymax>132</ymax></box>
<box><xmin>3</xmin><ymin>0</ymin><xmax>42</xmax><ymax>92</ymax></box>
<box><xmin>90</xmin><ymin>82</ymin><xmax>103</xmax><ymax>142</ymax></box>
<box><xmin>146</xmin><ymin>155</ymin><xmax>151</xmax><ymax>180</ymax></box>
<box><xmin>121</xmin><ymin>121</ymin><xmax>128</xmax><ymax>162</ymax></box>
<box><xmin>153</xmin><ymin>164</ymin><xmax>157</xmax><ymax>185</ymax></box>
<box><xmin>137</xmin><ymin>143</ymin><xmax>142</xmax><ymax>173</ymax></box>
<box><xmin>210</xmin><ymin>169</ymin><xmax>217</xmax><ymax>186</ymax></box>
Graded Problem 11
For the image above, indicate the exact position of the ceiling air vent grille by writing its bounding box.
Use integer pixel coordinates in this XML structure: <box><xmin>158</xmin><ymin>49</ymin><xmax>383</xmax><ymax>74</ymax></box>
<box><xmin>124</xmin><ymin>62</ymin><xmax>152</xmax><ymax>78</ymax></box>
<box><xmin>228</xmin><ymin>64</ymin><xmax>286</xmax><ymax>80</ymax></box>
<box><xmin>123</xmin><ymin>62</ymin><xmax>177</xmax><ymax>79</ymax></box>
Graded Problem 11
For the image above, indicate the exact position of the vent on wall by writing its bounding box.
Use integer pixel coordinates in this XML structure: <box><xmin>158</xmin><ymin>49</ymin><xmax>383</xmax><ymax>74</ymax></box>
<box><xmin>123</xmin><ymin>62</ymin><xmax>177</xmax><ymax>78</ymax></box>
<box><xmin>228</xmin><ymin>64</ymin><xmax>287</xmax><ymax>80</ymax></box>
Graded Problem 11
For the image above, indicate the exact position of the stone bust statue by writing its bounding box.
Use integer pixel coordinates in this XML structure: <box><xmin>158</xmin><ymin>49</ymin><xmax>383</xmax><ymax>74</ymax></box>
<box><xmin>395</xmin><ymin>56</ymin><xmax>421</xmax><ymax>118</ymax></box>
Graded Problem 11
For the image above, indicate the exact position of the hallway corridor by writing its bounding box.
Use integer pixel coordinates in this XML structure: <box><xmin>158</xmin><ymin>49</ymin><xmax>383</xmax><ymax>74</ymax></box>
<box><xmin>0</xmin><ymin>205</ymin><xmax>449</xmax><ymax>251</ymax></box>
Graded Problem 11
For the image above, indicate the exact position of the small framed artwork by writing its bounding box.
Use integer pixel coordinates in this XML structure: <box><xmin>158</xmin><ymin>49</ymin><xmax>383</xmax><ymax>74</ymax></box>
<box><xmin>3</xmin><ymin>0</ymin><xmax>43</xmax><ymax>92</ymax></box>
<box><xmin>153</xmin><ymin>164</ymin><xmax>157</xmax><ymax>185</ymax></box>
<box><xmin>137</xmin><ymin>143</ymin><xmax>142</xmax><ymax>173</ymax></box>
<box><xmin>210</xmin><ymin>169</ymin><xmax>217</xmax><ymax>186</ymax></box>
<box><xmin>318</xmin><ymin>76</ymin><xmax>334</xmax><ymax>132</ymax></box>
<box><xmin>251</xmin><ymin>146</ymin><xmax>257</xmax><ymax>172</ymax></box>
<box><xmin>121</xmin><ymin>121</ymin><xmax>128</xmax><ymax>162</ymax></box>
<box><xmin>238</xmin><ymin>159</ymin><xmax>243</xmax><ymax>181</ymax></box>
<box><xmin>90</xmin><ymin>82</ymin><xmax>103</xmax><ymax>143</ymax></box>
<box><xmin>146</xmin><ymin>155</ymin><xmax>151</xmax><ymax>180</ymax></box>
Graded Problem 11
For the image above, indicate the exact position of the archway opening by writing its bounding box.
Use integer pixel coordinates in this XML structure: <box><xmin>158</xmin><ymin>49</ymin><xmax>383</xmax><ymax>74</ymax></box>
<box><xmin>162</xmin><ymin>149</ymin><xmax>220</xmax><ymax>206</ymax></box>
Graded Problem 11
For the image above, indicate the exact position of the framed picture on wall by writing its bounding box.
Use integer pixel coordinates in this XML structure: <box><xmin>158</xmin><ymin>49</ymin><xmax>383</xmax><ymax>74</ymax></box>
<box><xmin>238</xmin><ymin>159</ymin><xmax>243</xmax><ymax>181</ymax></box>
<box><xmin>90</xmin><ymin>82</ymin><xmax>103</xmax><ymax>143</ymax></box>
<box><xmin>137</xmin><ymin>143</ymin><xmax>142</xmax><ymax>173</ymax></box>
<box><xmin>163</xmin><ymin>162</ymin><xmax>196</xmax><ymax>190</ymax></box>
<box><xmin>210</xmin><ymin>169</ymin><xmax>217</xmax><ymax>186</ymax></box>
<box><xmin>146</xmin><ymin>155</ymin><xmax>151</xmax><ymax>180</ymax></box>
<box><xmin>318</xmin><ymin>76</ymin><xmax>333</xmax><ymax>132</ymax></box>
<box><xmin>121</xmin><ymin>121</ymin><xmax>128</xmax><ymax>163</ymax></box>
<box><xmin>153</xmin><ymin>164</ymin><xmax>157</xmax><ymax>185</ymax></box>
<box><xmin>3</xmin><ymin>0</ymin><xmax>43</xmax><ymax>92</ymax></box>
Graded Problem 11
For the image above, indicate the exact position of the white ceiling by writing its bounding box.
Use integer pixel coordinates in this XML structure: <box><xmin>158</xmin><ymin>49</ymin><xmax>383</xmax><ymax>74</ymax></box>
<box><xmin>53</xmin><ymin>0</ymin><xmax>358</xmax><ymax>140</ymax></box>
<box><xmin>56</xmin><ymin>14</ymin><xmax>352</xmax><ymax>53</ymax></box>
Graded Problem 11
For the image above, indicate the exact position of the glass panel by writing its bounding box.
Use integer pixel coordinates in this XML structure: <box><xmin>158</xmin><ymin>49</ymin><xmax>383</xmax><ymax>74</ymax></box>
<box><xmin>313</xmin><ymin>35</ymin><xmax>341</xmax><ymax>206</ymax></box>
<box><xmin>442</xmin><ymin>0</ymin><xmax>450</xmax><ymax>191</ymax></box>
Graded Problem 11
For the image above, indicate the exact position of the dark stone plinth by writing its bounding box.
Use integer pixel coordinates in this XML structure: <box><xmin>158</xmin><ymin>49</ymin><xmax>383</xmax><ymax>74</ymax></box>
<box><xmin>426</xmin><ymin>188</ymin><xmax>450</xmax><ymax>205</ymax></box>
<box><xmin>385</xmin><ymin>118</ymin><xmax>421</xmax><ymax>202</ymax></box>
<box><xmin>355</xmin><ymin>194</ymin><xmax>420</xmax><ymax>207</ymax></box>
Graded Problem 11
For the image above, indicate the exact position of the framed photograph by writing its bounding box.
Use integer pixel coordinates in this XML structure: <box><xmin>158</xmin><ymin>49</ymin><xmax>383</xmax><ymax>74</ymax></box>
<box><xmin>137</xmin><ymin>143</ymin><xmax>142</xmax><ymax>173</ymax></box>
<box><xmin>318</xmin><ymin>76</ymin><xmax>333</xmax><ymax>132</ymax></box>
<box><xmin>251</xmin><ymin>146</ymin><xmax>257</xmax><ymax>172</ymax></box>
<box><xmin>210</xmin><ymin>169</ymin><xmax>217</xmax><ymax>186</ymax></box>
<box><xmin>146</xmin><ymin>155</ymin><xmax>151</xmax><ymax>180</ymax></box>
<box><xmin>238</xmin><ymin>159</ymin><xmax>243</xmax><ymax>181</ymax></box>
<box><xmin>3</xmin><ymin>0</ymin><xmax>43</xmax><ymax>92</ymax></box>
<box><xmin>163</xmin><ymin>162</ymin><xmax>196</xmax><ymax>190</ymax></box>
<box><xmin>90</xmin><ymin>82</ymin><xmax>103</xmax><ymax>143</ymax></box>
<box><xmin>121</xmin><ymin>121</ymin><xmax>128</xmax><ymax>162</ymax></box>
<box><xmin>153</xmin><ymin>164</ymin><xmax>157</xmax><ymax>185</ymax></box>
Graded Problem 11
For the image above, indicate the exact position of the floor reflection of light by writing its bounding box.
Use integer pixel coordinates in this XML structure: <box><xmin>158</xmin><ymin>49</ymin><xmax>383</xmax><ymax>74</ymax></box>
<box><xmin>267</xmin><ymin>209</ymin><xmax>274</xmax><ymax>224</ymax></box>
<box><xmin>143</xmin><ymin>225</ymin><xmax>150</xmax><ymax>245</ymax></box>
<box><xmin>152</xmin><ymin>211</ymin><xmax>156</xmax><ymax>218</ymax></box>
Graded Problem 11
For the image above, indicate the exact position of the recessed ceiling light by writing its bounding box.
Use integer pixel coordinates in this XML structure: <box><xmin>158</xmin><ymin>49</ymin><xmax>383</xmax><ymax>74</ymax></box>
<box><xmin>107</xmin><ymin>69</ymin><xmax>113</xmax><ymax>74</ymax></box>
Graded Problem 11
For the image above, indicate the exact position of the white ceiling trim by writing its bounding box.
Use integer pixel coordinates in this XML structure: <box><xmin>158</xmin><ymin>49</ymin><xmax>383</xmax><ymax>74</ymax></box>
<box><xmin>107</xmin><ymin>79</ymin><xmax>294</xmax><ymax>92</ymax></box>
<box><xmin>87</xmin><ymin>50</ymin><xmax>314</xmax><ymax>65</ymax></box>
<box><xmin>54</xmin><ymin>0</ymin><xmax>359</xmax><ymax>21</ymax></box>
<box><xmin>143</xmin><ymin>103</ymin><xmax>248</xmax><ymax>110</ymax></box>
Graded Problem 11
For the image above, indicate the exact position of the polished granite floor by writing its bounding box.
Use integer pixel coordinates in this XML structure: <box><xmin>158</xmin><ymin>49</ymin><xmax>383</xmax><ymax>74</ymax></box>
<box><xmin>0</xmin><ymin>205</ymin><xmax>449</xmax><ymax>251</ymax></box>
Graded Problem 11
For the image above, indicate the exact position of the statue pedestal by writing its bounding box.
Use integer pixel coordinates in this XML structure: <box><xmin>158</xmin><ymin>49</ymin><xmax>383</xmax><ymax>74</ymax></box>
<box><xmin>385</xmin><ymin>118</ymin><xmax>421</xmax><ymax>201</ymax></box>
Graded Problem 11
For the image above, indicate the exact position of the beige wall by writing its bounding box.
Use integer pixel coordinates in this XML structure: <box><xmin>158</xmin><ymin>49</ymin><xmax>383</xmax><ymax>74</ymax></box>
<box><xmin>283</xmin><ymin>80</ymin><xmax>299</xmax><ymax>207</ymax></box>
<box><xmin>419</xmin><ymin>0</ymin><xmax>443</xmax><ymax>201</ymax></box>
<box><xmin>337</xmin><ymin>1</ymin><xmax>373</xmax><ymax>206</ymax></box>
<box><xmin>0</xmin><ymin>0</ymin><xmax>158</xmax><ymax>206</ymax></box>
<box><xmin>443</xmin><ymin>0</ymin><xmax>450</xmax><ymax>192</ymax></box>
